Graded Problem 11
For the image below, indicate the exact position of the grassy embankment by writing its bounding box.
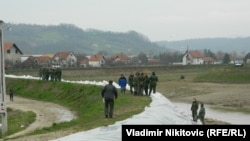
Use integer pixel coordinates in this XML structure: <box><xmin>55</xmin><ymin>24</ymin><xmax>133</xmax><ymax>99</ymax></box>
<box><xmin>2</xmin><ymin>77</ymin><xmax>151</xmax><ymax>139</ymax></box>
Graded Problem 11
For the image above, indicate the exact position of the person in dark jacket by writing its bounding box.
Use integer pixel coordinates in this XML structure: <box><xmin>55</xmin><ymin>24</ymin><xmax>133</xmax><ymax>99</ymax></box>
<box><xmin>128</xmin><ymin>73</ymin><xmax>135</xmax><ymax>94</ymax></box>
<box><xmin>9</xmin><ymin>88</ymin><xmax>14</xmax><ymax>102</ymax></box>
<box><xmin>118</xmin><ymin>74</ymin><xmax>127</xmax><ymax>94</ymax></box>
<box><xmin>149</xmin><ymin>72</ymin><xmax>158</xmax><ymax>95</ymax></box>
<box><xmin>191</xmin><ymin>98</ymin><xmax>199</xmax><ymax>122</ymax></box>
<box><xmin>101</xmin><ymin>80</ymin><xmax>118</xmax><ymax>118</ymax></box>
<box><xmin>143</xmin><ymin>73</ymin><xmax>150</xmax><ymax>96</ymax></box>
<box><xmin>198</xmin><ymin>102</ymin><xmax>206</xmax><ymax>125</ymax></box>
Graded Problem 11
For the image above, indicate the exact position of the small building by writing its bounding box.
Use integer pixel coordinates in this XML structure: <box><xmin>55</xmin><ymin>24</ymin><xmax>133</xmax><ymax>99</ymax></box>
<box><xmin>4</xmin><ymin>42</ymin><xmax>23</xmax><ymax>68</ymax></box>
<box><xmin>52</xmin><ymin>51</ymin><xmax>77</xmax><ymax>67</ymax></box>
<box><xmin>21</xmin><ymin>54</ymin><xmax>52</xmax><ymax>69</ymax></box>
<box><xmin>203</xmin><ymin>57</ymin><xmax>216</xmax><ymax>64</ymax></box>
<box><xmin>183</xmin><ymin>50</ymin><xmax>204</xmax><ymax>65</ymax></box>
<box><xmin>75</xmin><ymin>54</ymin><xmax>89</xmax><ymax>67</ymax></box>
<box><xmin>88</xmin><ymin>55</ymin><xmax>105</xmax><ymax>67</ymax></box>
<box><xmin>109</xmin><ymin>52</ymin><xmax>131</xmax><ymax>65</ymax></box>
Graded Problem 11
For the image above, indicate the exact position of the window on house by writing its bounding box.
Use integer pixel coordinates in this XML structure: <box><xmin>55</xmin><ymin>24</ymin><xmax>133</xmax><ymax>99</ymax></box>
<box><xmin>15</xmin><ymin>49</ymin><xmax>19</xmax><ymax>54</ymax></box>
<box><xmin>7</xmin><ymin>50</ymin><xmax>11</xmax><ymax>54</ymax></box>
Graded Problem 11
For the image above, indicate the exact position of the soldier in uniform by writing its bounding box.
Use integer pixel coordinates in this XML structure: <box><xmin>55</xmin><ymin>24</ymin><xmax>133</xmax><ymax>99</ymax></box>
<box><xmin>38</xmin><ymin>68</ymin><xmax>43</xmax><ymax>80</ymax></box>
<box><xmin>50</xmin><ymin>68</ymin><xmax>56</xmax><ymax>81</ymax></box>
<box><xmin>44</xmin><ymin>67</ymin><xmax>50</xmax><ymax>81</ymax></box>
<box><xmin>198</xmin><ymin>102</ymin><xmax>206</xmax><ymax>124</ymax></box>
<box><xmin>143</xmin><ymin>73</ymin><xmax>150</xmax><ymax>96</ymax></box>
<box><xmin>149</xmin><ymin>72</ymin><xmax>158</xmax><ymax>95</ymax></box>
<box><xmin>128</xmin><ymin>73</ymin><xmax>134</xmax><ymax>94</ymax></box>
<box><xmin>191</xmin><ymin>98</ymin><xmax>199</xmax><ymax>122</ymax></box>
<box><xmin>56</xmin><ymin>67</ymin><xmax>62</xmax><ymax>81</ymax></box>
<box><xmin>138</xmin><ymin>72</ymin><xmax>145</xmax><ymax>96</ymax></box>
<box><xmin>133</xmin><ymin>72</ymin><xmax>140</xmax><ymax>96</ymax></box>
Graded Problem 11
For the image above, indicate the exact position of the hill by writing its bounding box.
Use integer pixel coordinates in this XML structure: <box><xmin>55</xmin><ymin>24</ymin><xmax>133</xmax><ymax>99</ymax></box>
<box><xmin>3</xmin><ymin>23</ymin><xmax>166</xmax><ymax>56</ymax></box>
<box><xmin>3</xmin><ymin>23</ymin><xmax>250</xmax><ymax>56</ymax></box>
<box><xmin>156</xmin><ymin>37</ymin><xmax>250</xmax><ymax>54</ymax></box>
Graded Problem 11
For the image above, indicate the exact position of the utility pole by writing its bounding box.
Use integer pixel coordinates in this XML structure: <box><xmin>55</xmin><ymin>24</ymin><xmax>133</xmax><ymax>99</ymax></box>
<box><xmin>0</xmin><ymin>20</ymin><xmax>8</xmax><ymax>134</ymax></box>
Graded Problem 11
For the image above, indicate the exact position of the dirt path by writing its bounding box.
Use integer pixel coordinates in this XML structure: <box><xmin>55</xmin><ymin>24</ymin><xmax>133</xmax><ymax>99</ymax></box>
<box><xmin>5</xmin><ymin>96</ymin><xmax>77</xmax><ymax>139</ymax></box>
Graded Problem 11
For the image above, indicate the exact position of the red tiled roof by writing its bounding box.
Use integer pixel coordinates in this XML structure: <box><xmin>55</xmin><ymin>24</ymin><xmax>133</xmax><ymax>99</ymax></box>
<box><xmin>188</xmin><ymin>51</ymin><xmax>203</xmax><ymax>58</ymax></box>
<box><xmin>4</xmin><ymin>42</ymin><xmax>14</xmax><ymax>51</ymax></box>
<box><xmin>3</xmin><ymin>42</ymin><xmax>23</xmax><ymax>54</ymax></box>
<box><xmin>38</xmin><ymin>56</ymin><xmax>51</xmax><ymax>63</ymax></box>
<box><xmin>89</xmin><ymin>55</ymin><xmax>103</xmax><ymax>61</ymax></box>
<box><xmin>54</xmin><ymin>51</ymin><xmax>72</xmax><ymax>60</ymax></box>
<box><xmin>110</xmin><ymin>52</ymin><xmax>130</xmax><ymax>60</ymax></box>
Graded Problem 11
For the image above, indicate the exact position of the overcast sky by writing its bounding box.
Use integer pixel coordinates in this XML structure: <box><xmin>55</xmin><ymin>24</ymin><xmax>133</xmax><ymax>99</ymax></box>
<box><xmin>1</xmin><ymin>0</ymin><xmax>250</xmax><ymax>41</ymax></box>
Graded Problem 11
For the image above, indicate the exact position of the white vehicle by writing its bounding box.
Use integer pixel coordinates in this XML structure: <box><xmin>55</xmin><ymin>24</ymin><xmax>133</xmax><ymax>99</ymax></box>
<box><xmin>234</xmin><ymin>60</ymin><xmax>244</xmax><ymax>67</ymax></box>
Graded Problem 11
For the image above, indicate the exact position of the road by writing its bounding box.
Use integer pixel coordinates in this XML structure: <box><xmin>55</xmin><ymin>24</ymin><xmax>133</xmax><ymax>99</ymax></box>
<box><xmin>5</xmin><ymin>96</ymin><xmax>77</xmax><ymax>139</ymax></box>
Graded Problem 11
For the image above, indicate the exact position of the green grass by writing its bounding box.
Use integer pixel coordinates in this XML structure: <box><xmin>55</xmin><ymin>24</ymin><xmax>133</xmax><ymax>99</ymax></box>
<box><xmin>194</xmin><ymin>65</ymin><xmax>250</xmax><ymax>83</ymax></box>
<box><xmin>0</xmin><ymin>108</ymin><xmax>36</xmax><ymax>138</ymax></box>
<box><xmin>4</xmin><ymin>78</ymin><xmax>151</xmax><ymax>138</ymax></box>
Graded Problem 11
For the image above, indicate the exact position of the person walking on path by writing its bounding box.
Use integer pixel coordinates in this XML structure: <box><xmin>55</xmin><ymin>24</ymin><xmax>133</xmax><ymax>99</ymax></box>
<box><xmin>118</xmin><ymin>74</ymin><xmax>127</xmax><ymax>94</ymax></box>
<box><xmin>101</xmin><ymin>80</ymin><xmax>118</xmax><ymax>118</ymax></box>
<box><xmin>149</xmin><ymin>72</ymin><xmax>158</xmax><ymax>95</ymax></box>
<box><xmin>9</xmin><ymin>87</ymin><xmax>14</xmax><ymax>102</ymax></box>
<box><xmin>198</xmin><ymin>102</ymin><xmax>206</xmax><ymax>125</ymax></box>
<box><xmin>191</xmin><ymin>98</ymin><xmax>199</xmax><ymax>122</ymax></box>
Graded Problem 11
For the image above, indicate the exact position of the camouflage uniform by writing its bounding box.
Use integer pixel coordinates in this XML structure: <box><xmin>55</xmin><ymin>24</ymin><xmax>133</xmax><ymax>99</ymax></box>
<box><xmin>138</xmin><ymin>73</ymin><xmax>145</xmax><ymax>96</ymax></box>
<box><xmin>191</xmin><ymin>98</ymin><xmax>199</xmax><ymax>122</ymax></box>
<box><xmin>55</xmin><ymin>68</ymin><xmax>62</xmax><ymax>81</ymax></box>
<box><xmin>133</xmin><ymin>72</ymin><xmax>140</xmax><ymax>96</ymax></box>
<box><xmin>128</xmin><ymin>73</ymin><xmax>134</xmax><ymax>94</ymax></box>
<box><xmin>149</xmin><ymin>72</ymin><xmax>158</xmax><ymax>95</ymax></box>
<box><xmin>143</xmin><ymin>74</ymin><xmax>150</xmax><ymax>96</ymax></box>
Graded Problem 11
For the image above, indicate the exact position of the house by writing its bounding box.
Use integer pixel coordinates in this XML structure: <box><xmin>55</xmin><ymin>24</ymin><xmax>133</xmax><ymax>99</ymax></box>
<box><xmin>3</xmin><ymin>42</ymin><xmax>23</xmax><ymax>68</ymax></box>
<box><xmin>203</xmin><ymin>57</ymin><xmax>216</xmax><ymax>64</ymax></box>
<box><xmin>52</xmin><ymin>51</ymin><xmax>77</xmax><ymax>67</ymax></box>
<box><xmin>183</xmin><ymin>50</ymin><xmax>204</xmax><ymax>65</ymax></box>
<box><xmin>88</xmin><ymin>55</ymin><xmax>105</xmax><ymax>67</ymax></box>
<box><xmin>21</xmin><ymin>54</ymin><xmax>53</xmax><ymax>68</ymax></box>
<box><xmin>75</xmin><ymin>54</ymin><xmax>89</xmax><ymax>67</ymax></box>
<box><xmin>109</xmin><ymin>52</ymin><xmax>130</xmax><ymax>65</ymax></box>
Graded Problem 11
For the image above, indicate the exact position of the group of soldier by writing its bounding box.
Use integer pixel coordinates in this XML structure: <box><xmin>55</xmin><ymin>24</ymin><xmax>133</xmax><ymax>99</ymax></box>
<box><xmin>127</xmin><ymin>71</ymin><xmax>158</xmax><ymax>96</ymax></box>
<box><xmin>39</xmin><ymin>67</ymin><xmax>62</xmax><ymax>82</ymax></box>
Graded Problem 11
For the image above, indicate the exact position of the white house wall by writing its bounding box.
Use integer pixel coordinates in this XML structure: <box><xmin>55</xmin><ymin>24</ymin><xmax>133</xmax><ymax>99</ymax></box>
<box><xmin>182</xmin><ymin>54</ymin><xmax>204</xmax><ymax>65</ymax></box>
<box><xmin>66</xmin><ymin>55</ymin><xmax>77</xmax><ymax>66</ymax></box>
<box><xmin>192</xmin><ymin>58</ymin><xmax>204</xmax><ymax>65</ymax></box>
<box><xmin>89</xmin><ymin>61</ymin><xmax>101</xmax><ymax>67</ymax></box>
<box><xmin>4</xmin><ymin>46</ymin><xmax>22</xmax><ymax>64</ymax></box>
